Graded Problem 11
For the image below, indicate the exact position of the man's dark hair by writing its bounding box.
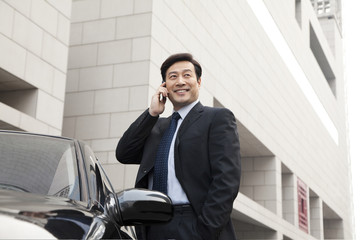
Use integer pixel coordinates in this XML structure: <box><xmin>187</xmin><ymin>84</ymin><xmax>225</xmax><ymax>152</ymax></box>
<box><xmin>160</xmin><ymin>53</ymin><xmax>202</xmax><ymax>82</ymax></box>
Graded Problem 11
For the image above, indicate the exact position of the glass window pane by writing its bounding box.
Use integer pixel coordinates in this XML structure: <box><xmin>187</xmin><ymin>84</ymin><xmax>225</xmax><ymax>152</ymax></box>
<box><xmin>0</xmin><ymin>133</ymin><xmax>80</xmax><ymax>201</ymax></box>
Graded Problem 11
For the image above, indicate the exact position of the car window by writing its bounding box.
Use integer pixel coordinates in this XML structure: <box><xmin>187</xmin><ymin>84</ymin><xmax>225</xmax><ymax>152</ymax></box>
<box><xmin>0</xmin><ymin>133</ymin><xmax>81</xmax><ymax>201</ymax></box>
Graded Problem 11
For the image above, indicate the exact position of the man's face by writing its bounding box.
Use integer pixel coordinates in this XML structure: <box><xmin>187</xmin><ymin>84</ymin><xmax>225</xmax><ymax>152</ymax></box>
<box><xmin>165</xmin><ymin>61</ymin><xmax>201</xmax><ymax>111</ymax></box>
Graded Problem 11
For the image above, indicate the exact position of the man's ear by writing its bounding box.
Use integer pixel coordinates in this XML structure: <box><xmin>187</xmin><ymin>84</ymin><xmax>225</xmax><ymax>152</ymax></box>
<box><xmin>197</xmin><ymin>77</ymin><xmax>202</xmax><ymax>87</ymax></box>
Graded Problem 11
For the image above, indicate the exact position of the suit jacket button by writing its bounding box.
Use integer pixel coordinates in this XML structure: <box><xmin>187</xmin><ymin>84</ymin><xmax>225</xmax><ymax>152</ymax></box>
<box><xmin>143</xmin><ymin>169</ymin><xmax>147</xmax><ymax>173</ymax></box>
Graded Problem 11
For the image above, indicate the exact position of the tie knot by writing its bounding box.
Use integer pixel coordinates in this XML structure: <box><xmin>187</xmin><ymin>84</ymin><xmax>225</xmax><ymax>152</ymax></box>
<box><xmin>172</xmin><ymin>112</ymin><xmax>181</xmax><ymax>121</ymax></box>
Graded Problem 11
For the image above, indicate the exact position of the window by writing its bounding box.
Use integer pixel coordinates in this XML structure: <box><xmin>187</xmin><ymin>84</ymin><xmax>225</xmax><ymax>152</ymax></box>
<box><xmin>0</xmin><ymin>133</ymin><xmax>80</xmax><ymax>201</ymax></box>
<box><xmin>309</xmin><ymin>23</ymin><xmax>336</xmax><ymax>96</ymax></box>
<box><xmin>311</xmin><ymin>0</ymin><xmax>331</xmax><ymax>15</ymax></box>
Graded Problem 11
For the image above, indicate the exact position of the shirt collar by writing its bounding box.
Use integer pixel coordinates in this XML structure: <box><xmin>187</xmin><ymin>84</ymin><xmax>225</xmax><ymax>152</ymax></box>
<box><xmin>175</xmin><ymin>99</ymin><xmax>199</xmax><ymax>120</ymax></box>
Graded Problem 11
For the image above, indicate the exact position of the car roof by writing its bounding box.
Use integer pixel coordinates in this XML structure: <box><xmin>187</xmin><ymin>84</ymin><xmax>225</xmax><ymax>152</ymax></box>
<box><xmin>0</xmin><ymin>130</ymin><xmax>75</xmax><ymax>142</ymax></box>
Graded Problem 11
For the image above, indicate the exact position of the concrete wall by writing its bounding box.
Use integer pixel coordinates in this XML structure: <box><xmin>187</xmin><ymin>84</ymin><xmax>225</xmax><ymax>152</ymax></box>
<box><xmin>0</xmin><ymin>0</ymin><xmax>72</xmax><ymax>135</ymax></box>
<box><xmin>64</xmin><ymin>0</ymin><xmax>154</xmax><ymax>190</ymax></box>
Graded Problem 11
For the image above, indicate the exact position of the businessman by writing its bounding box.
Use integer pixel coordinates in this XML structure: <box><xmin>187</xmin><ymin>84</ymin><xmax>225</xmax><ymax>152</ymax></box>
<box><xmin>116</xmin><ymin>53</ymin><xmax>241</xmax><ymax>240</ymax></box>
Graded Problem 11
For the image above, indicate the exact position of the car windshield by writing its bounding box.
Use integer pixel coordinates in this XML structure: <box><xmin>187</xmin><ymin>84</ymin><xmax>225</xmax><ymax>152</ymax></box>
<box><xmin>0</xmin><ymin>133</ymin><xmax>80</xmax><ymax>200</ymax></box>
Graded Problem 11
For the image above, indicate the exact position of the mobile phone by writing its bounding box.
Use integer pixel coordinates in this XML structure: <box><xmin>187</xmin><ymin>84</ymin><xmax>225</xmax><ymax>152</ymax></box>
<box><xmin>160</xmin><ymin>81</ymin><xmax>166</xmax><ymax>101</ymax></box>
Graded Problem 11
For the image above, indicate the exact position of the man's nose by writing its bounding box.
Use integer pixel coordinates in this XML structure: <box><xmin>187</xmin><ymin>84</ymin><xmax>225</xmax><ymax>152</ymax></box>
<box><xmin>176</xmin><ymin>76</ymin><xmax>185</xmax><ymax>85</ymax></box>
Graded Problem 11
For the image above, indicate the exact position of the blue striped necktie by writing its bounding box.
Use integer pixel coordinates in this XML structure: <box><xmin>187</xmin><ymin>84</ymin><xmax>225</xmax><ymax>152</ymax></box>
<box><xmin>153</xmin><ymin>112</ymin><xmax>181</xmax><ymax>194</ymax></box>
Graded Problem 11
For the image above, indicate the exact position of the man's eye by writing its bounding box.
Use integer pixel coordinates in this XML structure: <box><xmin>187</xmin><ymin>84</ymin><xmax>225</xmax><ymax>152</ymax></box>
<box><xmin>184</xmin><ymin>74</ymin><xmax>191</xmax><ymax>77</ymax></box>
<box><xmin>169</xmin><ymin>75</ymin><xmax>177</xmax><ymax>79</ymax></box>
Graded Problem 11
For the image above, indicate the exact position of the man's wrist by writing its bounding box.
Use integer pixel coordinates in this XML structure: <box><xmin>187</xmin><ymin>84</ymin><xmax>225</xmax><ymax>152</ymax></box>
<box><xmin>148</xmin><ymin>108</ymin><xmax>159</xmax><ymax>117</ymax></box>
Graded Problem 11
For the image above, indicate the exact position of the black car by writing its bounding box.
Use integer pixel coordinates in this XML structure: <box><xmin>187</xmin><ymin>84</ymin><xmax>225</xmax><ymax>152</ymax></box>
<box><xmin>0</xmin><ymin>130</ymin><xmax>172</xmax><ymax>239</ymax></box>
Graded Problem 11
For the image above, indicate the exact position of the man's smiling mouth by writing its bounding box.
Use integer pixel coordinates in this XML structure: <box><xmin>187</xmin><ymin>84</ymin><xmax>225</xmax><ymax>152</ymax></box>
<box><xmin>174</xmin><ymin>89</ymin><xmax>189</xmax><ymax>93</ymax></box>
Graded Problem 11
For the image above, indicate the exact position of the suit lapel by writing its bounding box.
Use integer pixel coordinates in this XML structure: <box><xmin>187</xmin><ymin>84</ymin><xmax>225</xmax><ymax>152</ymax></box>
<box><xmin>173</xmin><ymin>102</ymin><xmax>204</xmax><ymax>182</ymax></box>
<box><xmin>177</xmin><ymin>102</ymin><xmax>204</xmax><ymax>138</ymax></box>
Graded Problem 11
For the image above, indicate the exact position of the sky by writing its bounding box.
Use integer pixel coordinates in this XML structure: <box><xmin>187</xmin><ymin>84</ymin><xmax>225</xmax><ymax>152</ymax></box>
<box><xmin>343</xmin><ymin>1</ymin><xmax>360</xmax><ymax>239</ymax></box>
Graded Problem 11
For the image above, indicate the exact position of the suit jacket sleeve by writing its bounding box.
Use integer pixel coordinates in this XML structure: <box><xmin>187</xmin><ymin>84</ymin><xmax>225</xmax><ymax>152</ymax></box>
<box><xmin>197</xmin><ymin>108</ymin><xmax>241</xmax><ymax>239</ymax></box>
<box><xmin>116</xmin><ymin>109</ymin><xmax>158</xmax><ymax>164</ymax></box>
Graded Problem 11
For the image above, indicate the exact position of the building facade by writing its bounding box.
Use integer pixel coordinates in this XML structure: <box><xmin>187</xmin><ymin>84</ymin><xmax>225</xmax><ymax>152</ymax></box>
<box><xmin>0</xmin><ymin>0</ymin><xmax>71</xmax><ymax>135</ymax></box>
<box><xmin>0</xmin><ymin>0</ymin><xmax>353</xmax><ymax>239</ymax></box>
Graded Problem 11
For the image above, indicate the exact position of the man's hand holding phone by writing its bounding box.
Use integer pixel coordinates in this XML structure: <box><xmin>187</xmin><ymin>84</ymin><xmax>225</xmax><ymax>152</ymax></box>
<box><xmin>149</xmin><ymin>82</ymin><xmax>168</xmax><ymax>117</ymax></box>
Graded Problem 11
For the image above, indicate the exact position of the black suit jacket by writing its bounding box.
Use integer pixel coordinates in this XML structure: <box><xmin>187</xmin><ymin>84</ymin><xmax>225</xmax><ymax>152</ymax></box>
<box><xmin>116</xmin><ymin>102</ymin><xmax>241</xmax><ymax>240</ymax></box>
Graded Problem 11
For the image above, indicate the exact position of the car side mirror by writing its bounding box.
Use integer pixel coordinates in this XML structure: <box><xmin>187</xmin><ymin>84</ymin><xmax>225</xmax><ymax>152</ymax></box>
<box><xmin>116</xmin><ymin>188</ymin><xmax>173</xmax><ymax>226</ymax></box>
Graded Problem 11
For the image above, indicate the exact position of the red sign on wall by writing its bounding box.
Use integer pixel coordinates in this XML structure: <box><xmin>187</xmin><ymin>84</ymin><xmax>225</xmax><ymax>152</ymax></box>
<box><xmin>297</xmin><ymin>178</ymin><xmax>308</xmax><ymax>233</ymax></box>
